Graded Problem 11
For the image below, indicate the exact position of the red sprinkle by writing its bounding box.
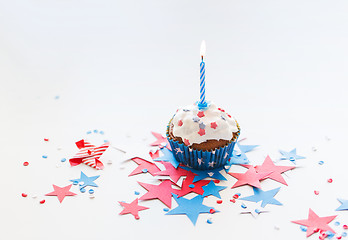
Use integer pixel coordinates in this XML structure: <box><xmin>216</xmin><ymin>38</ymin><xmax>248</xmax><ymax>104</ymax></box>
<box><xmin>209</xmin><ymin>209</ymin><xmax>216</xmax><ymax>214</ymax></box>
<box><xmin>218</xmin><ymin>108</ymin><xmax>225</xmax><ymax>112</ymax></box>
<box><xmin>230</xmin><ymin>199</ymin><xmax>236</xmax><ymax>203</ymax></box>
<box><xmin>198</xmin><ymin>128</ymin><xmax>206</xmax><ymax>136</ymax></box>
<box><xmin>214</xmin><ymin>180</ymin><xmax>220</xmax><ymax>184</ymax></box>
<box><xmin>227</xmin><ymin>114</ymin><xmax>232</xmax><ymax>118</ymax></box>
<box><xmin>40</xmin><ymin>200</ymin><xmax>45</xmax><ymax>204</ymax></box>
<box><xmin>23</xmin><ymin>162</ymin><xmax>29</xmax><ymax>166</ymax></box>
<box><xmin>337</xmin><ymin>236</ymin><xmax>342</xmax><ymax>239</ymax></box>
<box><xmin>197</xmin><ymin>111</ymin><xmax>205</xmax><ymax>118</ymax></box>
<box><xmin>210</xmin><ymin>122</ymin><xmax>218</xmax><ymax>129</ymax></box>
<box><xmin>135</xmin><ymin>215</ymin><xmax>140</xmax><ymax>220</ymax></box>
<box><xmin>22</xmin><ymin>193</ymin><xmax>27</xmax><ymax>197</ymax></box>
<box><xmin>343</xmin><ymin>225</ymin><xmax>348</xmax><ymax>229</ymax></box>
<box><xmin>327</xmin><ymin>178</ymin><xmax>333</xmax><ymax>183</ymax></box>
<box><xmin>314</xmin><ymin>190</ymin><xmax>319</xmax><ymax>195</ymax></box>
<box><xmin>183</xmin><ymin>139</ymin><xmax>190</xmax><ymax>146</ymax></box>
<box><xmin>178</xmin><ymin>120</ymin><xmax>183</xmax><ymax>127</ymax></box>
<box><xmin>44</xmin><ymin>138</ymin><xmax>49</xmax><ymax>141</ymax></box>
<box><xmin>233</xmin><ymin>194</ymin><xmax>239</xmax><ymax>199</ymax></box>
<box><xmin>216</xmin><ymin>200</ymin><xmax>223</xmax><ymax>204</ymax></box>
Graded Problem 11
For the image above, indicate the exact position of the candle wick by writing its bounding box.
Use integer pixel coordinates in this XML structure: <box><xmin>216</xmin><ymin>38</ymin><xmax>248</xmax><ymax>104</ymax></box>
<box><xmin>201</xmin><ymin>56</ymin><xmax>204</xmax><ymax>61</ymax></box>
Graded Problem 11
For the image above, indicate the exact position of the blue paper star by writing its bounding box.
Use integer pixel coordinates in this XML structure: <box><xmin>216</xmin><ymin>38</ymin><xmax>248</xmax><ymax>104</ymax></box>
<box><xmin>240</xmin><ymin>187</ymin><xmax>282</xmax><ymax>208</ymax></box>
<box><xmin>279</xmin><ymin>148</ymin><xmax>305</xmax><ymax>163</ymax></box>
<box><xmin>166</xmin><ymin>194</ymin><xmax>214</xmax><ymax>225</ymax></box>
<box><xmin>180</xmin><ymin>166</ymin><xmax>227</xmax><ymax>183</ymax></box>
<box><xmin>224</xmin><ymin>150</ymin><xmax>250</xmax><ymax>172</ymax></box>
<box><xmin>202</xmin><ymin>181</ymin><xmax>227</xmax><ymax>198</ymax></box>
<box><xmin>237</xmin><ymin>143</ymin><xmax>259</xmax><ymax>153</ymax></box>
<box><xmin>336</xmin><ymin>199</ymin><xmax>348</xmax><ymax>211</ymax></box>
<box><xmin>70</xmin><ymin>171</ymin><xmax>100</xmax><ymax>190</ymax></box>
<box><xmin>154</xmin><ymin>148</ymin><xmax>180</xmax><ymax>169</ymax></box>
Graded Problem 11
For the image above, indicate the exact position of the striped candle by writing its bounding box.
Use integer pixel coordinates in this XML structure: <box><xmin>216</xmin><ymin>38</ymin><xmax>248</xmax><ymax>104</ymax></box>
<box><xmin>198</xmin><ymin>40</ymin><xmax>207</xmax><ymax>109</ymax></box>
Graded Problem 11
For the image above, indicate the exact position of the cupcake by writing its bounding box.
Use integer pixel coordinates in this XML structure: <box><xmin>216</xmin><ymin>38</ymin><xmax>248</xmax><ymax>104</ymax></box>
<box><xmin>166</xmin><ymin>102</ymin><xmax>240</xmax><ymax>170</ymax></box>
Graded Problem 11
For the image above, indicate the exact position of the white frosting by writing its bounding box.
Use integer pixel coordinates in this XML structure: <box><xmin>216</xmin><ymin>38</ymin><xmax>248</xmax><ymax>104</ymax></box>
<box><xmin>171</xmin><ymin>102</ymin><xmax>239</xmax><ymax>146</ymax></box>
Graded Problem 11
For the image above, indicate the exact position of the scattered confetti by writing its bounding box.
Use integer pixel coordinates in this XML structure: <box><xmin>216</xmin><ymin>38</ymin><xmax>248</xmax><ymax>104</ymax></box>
<box><xmin>119</xmin><ymin>198</ymin><xmax>149</xmax><ymax>220</ymax></box>
<box><xmin>61</xmin><ymin>158</ymin><xmax>66</xmax><ymax>162</ymax></box>
<box><xmin>40</xmin><ymin>200</ymin><xmax>45</xmax><ymax>204</ymax></box>
<box><xmin>70</xmin><ymin>171</ymin><xmax>100</xmax><ymax>190</ymax></box>
<box><xmin>42</xmin><ymin>155</ymin><xmax>48</xmax><ymax>159</ymax></box>
<box><xmin>202</xmin><ymin>181</ymin><xmax>227</xmax><ymax>198</ymax></box>
<box><xmin>279</xmin><ymin>148</ymin><xmax>305</xmax><ymax>164</ymax></box>
<box><xmin>314</xmin><ymin>191</ymin><xmax>320</xmax><ymax>195</ymax></box>
<box><xmin>240</xmin><ymin>187</ymin><xmax>282</xmax><ymax>208</ymax></box>
<box><xmin>229</xmin><ymin>167</ymin><xmax>271</xmax><ymax>189</ymax></box>
<box><xmin>44</xmin><ymin>138</ymin><xmax>49</xmax><ymax>141</ymax></box>
<box><xmin>22</xmin><ymin>193</ymin><xmax>27</xmax><ymax>197</ymax></box>
<box><xmin>23</xmin><ymin>162</ymin><xmax>29</xmax><ymax>166</ymax></box>
<box><xmin>138</xmin><ymin>180</ymin><xmax>174</xmax><ymax>208</ymax></box>
<box><xmin>336</xmin><ymin>199</ymin><xmax>348</xmax><ymax>211</ymax></box>
<box><xmin>318</xmin><ymin>161</ymin><xmax>325</xmax><ymax>165</ymax></box>
<box><xmin>45</xmin><ymin>184</ymin><xmax>77</xmax><ymax>203</ymax></box>
<box><xmin>89</xmin><ymin>189</ymin><xmax>94</xmax><ymax>194</ymax></box>
<box><xmin>328</xmin><ymin>178</ymin><xmax>333</xmax><ymax>183</ymax></box>
<box><xmin>129</xmin><ymin>157</ymin><xmax>160</xmax><ymax>176</ymax></box>
<box><xmin>207</xmin><ymin>218</ymin><xmax>213</xmax><ymax>224</ymax></box>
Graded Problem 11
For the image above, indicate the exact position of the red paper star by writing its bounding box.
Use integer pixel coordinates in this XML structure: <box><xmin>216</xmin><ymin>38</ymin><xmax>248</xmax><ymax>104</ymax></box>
<box><xmin>45</xmin><ymin>184</ymin><xmax>76</xmax><ymax>203</ymax></box>
<box><xmin>197</xmin><ymin>111</ymin><xmax>205</xmax><ymax>118</ymax></box>
<box><xmin>198</xmin><ymin>129</ymin><xmax>206</xmax><ymax>136</ymax></box>
<box><xmin>173</xmin><ymin>175</ymin><xmax>210</xmax><ymax>197</ymax></box>
<box><xmin>150</xmin><ymin>132</ymin><xmax>171</xmax><ymax>150</ymax></box>
<box><xmin>138</xmin><ymin>180</ymin><xmax>174</xmax><ymax>208</ymax></box>
<box><xmin>119</xmin><ymin>198</ymin><xmax>149</xmax><ymax>220</ymax></box>
<box><xmin>149</xmin><ymin>150</ymin><xmax>160</xmax><ymax>160</ymax></box>
<box><xmin>210</xmin><ymin>122</ymin><xmax>218</xmax><ymax>129</ymax></box>
<box><xmin>255</xmin><ymin>155</ymin><xmax>295</xmax><ymax>185</ymax></box>
<box><xmin>154</xmin><ymin>162</ymin><xmax>195</xmax><ymax>183</ymax></box>
<box><xmin>292</xmin><ymin>209</ymin><xmax>337</xmax><ymax>237</ymax></box>
<box><xmin>228</xmin><ymin>167</ymin><xmax>271</xmax><ymax>189</ymax></box>
<box><xmin>129</xmin><ymin>157</ymin><xmax>160</xmax><ymax>176</ymax></box>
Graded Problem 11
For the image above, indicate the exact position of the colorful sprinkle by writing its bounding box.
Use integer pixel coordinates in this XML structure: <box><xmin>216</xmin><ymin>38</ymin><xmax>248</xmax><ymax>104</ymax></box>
<box><xmin>207</xmin><ymin>219</ymin><xmax>213</xmax><ymax>224</ymax></box>
<box><xmin>23</xmin><ymin>162</ymin><xmax>29</xmax><ymax>166</ymax></box>
<box><xmin>189</xmin><ymin>184</ymin><xmax>195</xmax><ymax>188</ymax></box>
<box><xmin>233</xmin><ymin>194</ymin><xmax>240</xmax><ymax>199</ymax></box>
<box><xmin>40</xmin><ymin>200</ymin><xmax>45</xmax><ymax>204</ymax></box>
<box><xmin>241</xmin><ymin>203</ymin><xmax>247</xmax><ymax>209</ymax></box>
<box><xmin>61</xmin><ymin>158</ymin><xmax>66</xmax><ymax>162</ymax></box>
<box><xmin>209</xmin><ymin>208</ymin><xmax>216</xmax><ymax>214</ymax></box>
<box><xmin>328</xmin><ymin>178</ymin><xmax>333</xmax><ymax>183</ymax></box>
<box><xmin>210</xmin><ymin>122</ymin><xmax>218</xmax><ymax>129</ymax></box>
<box><xmin>216</xmin><ymin>200</ymin><xmax>223</xmax><ymax>204</ymax></box>
<box><xmin>80</xmin><ymin>188</ymin><xmax>86</xmax><ymax>193</ymax></box>
<box><xmin>230</xmin><ymin>199</ymin><xmax>236</xmax><ymax>203</ymax></box>
<box><xmin>178</xmin><ymin>120</ymin><xmax>183</xmax><ymax>126</ymax></box>
<box><xmin>93</xmin><ymin>130</ymin><xmax>98</xmax><ymax>133</ymax></box>
<box><xmin>318</xmin><ymin>161</ymin><xmax>324</xmax><ymax>165</ymax></box>
<box><xmin>314</xmin><ymin>190</ymin><xmax>319</xmax><ymax>195</ymax></box>
<box><xmin>134</xmin><ymin>191</ymin><xmax>140</xmax><ymax>195</ymax></box>
<box><xmin>73</xmin><ymin>181</ymin><xmax>79</xmax><ymax>185</ymax></box>
<box><xmin>44</xmin><ymin>138</ymin><xmax>49</xmax><ymax>141</ymax></box>
<box><xmin>142</xmin><ymin>169</ymin><xmax>148</xmax><ymax>173</ymax></box>
<box><xmin>199</xmin><ymin>122</ymin><xmax>206</xmax><ymax>129</ymax></box>
<box><xmin>342</xmin><ymin>232</ymin><xmax>347</xmax><ymax>237</ymax></box>
<box><xmin>335</xmin><ymin>221</ymin><xmax>341</xmax><ymax>226</ymax></box>
<box><xmin>89</xmin><ymin>189</ymin><xmax>94</xmax><ymax>194</ymax></box>
<box><xmin>184</xmin><ymin>139</ymin><xmax>190</xmax><ymax>146</ymax></box>
<box><xmin>197</xmin><ymin>111</ymin><xmax>205</xmax><ymax>118</ymax></box>
<box><xmin>214</xmin><ymin>180</ymin><xmax>220</xmax><ymax>184</ymax></box>
<box><xmin>198</xmin><ymin>128</ymin><xmax>206</xmax><ymax>136</ymax></box>
<box><xmin>192</xmin><ymin>116</ymin><xmax>200</xmax><ymax>123</ymax></box>
<box><xmin>221</xmin><ymin>116</ymin><xmax>226</xmax><ymax>121</ymax></box>
<box><xmin>163</xmin><ymin>208</ymin><xmax>169</xmax><ymax>212</ymax></box>
<box><xmin>343</xmin><ymin>225</ymin><xmax>348</xmax><ymax>230</ymax></box>
<box><xmin>22</xmin><ymin>193</ymin><xmax>27</xmax><ymax>197</ymax></box>
<box><xmin>100</xmin><ymin>131</ymin><xmax>104</xmax><ymax>135</ymax></box>
<box><xmin>300</xmin><ymin>225</ymin><xmax>307</xmax><ymax>232</ymax></box>
<box><xmin>42</xmin><ymin>155</ymin><xmax>48</xmax><ymax>159</ymax></box>
<box><xmin>87</xmin><ymin>131</ymin><xmax>92</xmax><ymax>134</ymax></box>
<box><xmin>255</xmin><ymin>209</ymin><xmax>261</xmax><ymax>214</ymax></box>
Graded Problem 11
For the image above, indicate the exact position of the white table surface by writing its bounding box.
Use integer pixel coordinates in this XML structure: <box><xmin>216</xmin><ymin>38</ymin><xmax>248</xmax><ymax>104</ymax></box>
<box><xmin>2</xmin><ymin>0</ymin><xmax>348</xmax><ymax>239</ymax></box>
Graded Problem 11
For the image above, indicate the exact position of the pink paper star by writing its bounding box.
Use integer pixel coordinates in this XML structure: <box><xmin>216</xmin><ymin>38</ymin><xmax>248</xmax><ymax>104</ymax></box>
<box><xmin>173</xmin><ymin>175</ymin><xmax>210</xmax><ymax>197</ymax></box>
<box><xmin>198</xmin><ymin>129</ymin><xmax>206</xmax><ymax>136</ymax></box>
<box><xmin>210</xmin><ymin>122</ymin><xmax>218</xmax><ymax>129</ymax></box>
<box><xmin>129</xmin><ymin>157</ymin><xmax>160</xmax><ymax>176</ymax></box>
<box><xmin>149</xmin><ymin>150</ymin><xmax>160</xmax><ymax>159</ymax></box>
<box><xmin>228</xmin><ymin>167</ymin><xmax>271</xmax><ymax>189</ymax></box>
<box><xmin>292</xmin><ymin>209</ymin><xmax>337</xmax><ymax>237</ymax></box>
<box><xmin>255</xmin><ymin>155</ymin><xmax>295</xmax><ymax>185</ymax></box>
<box><xmin>154</xmin><ymin>162</ymin><xmax>194</xmax><ymax>183</ymax></box>
<box><xmin>138</xmin><ymin>180</ymin><xmax>174</xmax><ymax>208</ymax></box>
<box><xmin>45</xmin><ymin>184</ymin><xmax>76</xmax><ymax>203</ymax></box>
<box><xmin>119</xmin><ymin>198</ymin><xmax>149</xmax><ymax>220</ymax></box>
<box><xmin>150</xmin><ymin>132</ymin><xmax>171</xmax><ymax>150</ymax></box>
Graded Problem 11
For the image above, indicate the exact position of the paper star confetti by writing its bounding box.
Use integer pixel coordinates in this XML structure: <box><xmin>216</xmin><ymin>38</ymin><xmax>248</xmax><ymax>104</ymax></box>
<box><xmin>173</xmin><ymin>175</ymin><xmax>210</xmax><ymax>197</ymax></box>
<box><xmin>279</xmin><ymin>148</ymin><xmax>305</xmax><ymax>163</ymax></box>
<box><xmin>45</xmin><ymin>184</ymin><xmax>76</xmax><ymax>203</ymax></box>
<box><xmin>153</xmin><ymin>148</ymin><xmax>179</xmax><ymax>169</ymax></box>
<box><xmin>69</xmin><ymin>139</ymin><xmax>109</xmax><ymax>170</ymax></box>
<box><xmin>166</xmin><ymin>194</ymin><xmax>214</xmax><ymax>225</ymax></box>
<box><xmin>239</xmin><ymin>187</ymin><xmax>282</xmax><ymax>207</ymax></box>
<box><xmin>202</xmin><ymin>181</ymin><xmax>227</xmax><ymax>198</ymax></box>
<box><xmin>255</xmin><ymin>155</ymin><xmax>295</xmax><ymax>185</ymax></box>
<box><xmin>336</xmin><ymin>199</ymin><xmax>348</xmax><ymax>211</ymax></box>
<box><xmin>292</xmin><ymin>209</ymin><xmax>337</xmax><ymax>237</ymax></box>
<box><xmin>237</xmin><ymin>142</ymin><xmax>259</xmax><ymax>153</ymax></box>
<box><xmin>180</xmin><ymin>166</ymin><xmax>227</xmax><ymax>183</ymax></box>
<box><xmin>138</xmin><ymin>180</ymin><xmax>174</xmax><ymax>208</ymax></box>
<box><xmin>228</xmin><ymin>167</ymin><xmax>271</xmax><ymax>189</ymax></box>
<box><xmin>154</xmin><ymin>162</ymin><xmax>193</xmax><ymax>183</ymax></box>
<box><xmin>150</xmin><ymin>132</ymin><xmax>171</xmax><ymax>150</ymax></box>
<box><xmin>119</xmin><ymin>198</ymin><xmax>149</xmax><ymax>220</ymax></box>
<box><xmin>129</xmin><ymin>157</ymin><xmax>160</xmax><ymax>176</ymax></box>
<box><xmin>70</xmin><ymin>171</ymin><xmax>100</xmax><ymax>190</ymax></box>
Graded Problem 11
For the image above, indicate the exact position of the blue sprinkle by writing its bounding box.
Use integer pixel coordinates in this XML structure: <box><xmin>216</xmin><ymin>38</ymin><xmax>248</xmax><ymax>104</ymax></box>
<box><xmin>335</xmin><ymin>221</ymin><xmax>341</xmax><ymax>226</ymax></box>
<box><xmin>189</xmin><ymin>184</ymin><xmax>195</xmax><ymax>188</ymax></box>
<box><xmin>207</xmin><ymin>219</ymin><xmax>213</xmax><ymax>224</ymax></box>
<box><xmin>163</xmin><ymin>208</ymin><xmax>169</xmax><ymax>212</ymax></box>
<box><xmin>87</xmin><ymin>131</ymin><xmax>92</xmax><ymax>134</ymax></box>
<box><xmin>73</xmin><ymin>181</ymin><xmax>79</xmax><ymax>185</ymax></box>
<box><xmin>42</xmin><ymin>155</ymin><xmax>48</xmax><ymax>159</ymax></box>
<box><xmin>255</xmin><ymin>209</ymin><xmax>261</xmax><ymax>214</ymax></box>
<box><xmin>342</xmin><ymin>232</ymin><xmax>347</xmax><ymax>237</ymax></box>
<box><xmin>80</xmin><ymin>188</ymin><xmax>86</xmax><ymax>193</ymax></box>
<box><xmin>142</xmin><ymin>169</ymin><xmax>148</xmax><ymax>173</ymax></box>
<box><xmin>93</xmin><ymin>130</ymin><xmax>98</xmax><ymax>133</ymax></box>
<box><xmin>300</xmin><ymin>225</ymin><xmax>307</xmax><ymax>232</ymax></box>
<box><xmin>326</xmin><ymin>231</ymin><xmax>335</xmax><ymax>239</ymax></box>
<box><xmin>61</xmin><ymin>158</ymin><xmax>66</xmax><ymax>162</ymax></box>
<box><xmin>89</xmin><ymin>189</ymin><xmax>94</xmax><ymax>194</ymax></box>
<box><xmin>55</xmin><ymin>96</ymin><xmax>60</xmax><ymax>99</ymax></box>
<box><xmin>241</xmin><ymin>203</ymin><xmax>247</xmax><ymax>209</ymax></box>
<box><xmin>236</xmin><ymin>193</ymin><xmax>241</xmax><ymax>196</ymax></box>
<box><xmin>100</xmin><ymin>131</ymin><xmax>104</xmax><ymax>135</ymax></box>
<box><xmin>104</xmin><ymin>140</ymin><xmax>109</xmax><ymax>143</ymax></box>
<box><xmin>134</xmin><ymin>191</ymin><xmax>140</xmax><ymax>195</ymax></box>
<box><xmin>318</xmin><ymin>161</ymin><xmax>324</xmax><ymax>165</ymax></box>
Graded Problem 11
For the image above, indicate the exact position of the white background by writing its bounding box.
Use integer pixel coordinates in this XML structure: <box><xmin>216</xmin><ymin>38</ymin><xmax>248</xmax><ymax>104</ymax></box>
<box><xmin>1</xmin><ymin>0</ymin><xmax>348</xmax><ymax>239</ymax></box>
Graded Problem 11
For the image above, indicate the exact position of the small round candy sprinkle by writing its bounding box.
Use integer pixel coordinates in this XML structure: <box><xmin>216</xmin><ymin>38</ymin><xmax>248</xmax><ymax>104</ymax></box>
<box><xmin>73</xmin><ymin>181</ymin><xmax>79</xmax><ymax>185</ymax></box>
<box><xmin>42</xmin><ymin>155</ymin><xmax>48</xmax><ymax>159</ymax></box>
<box><xmin>343</xmin><ymin>225</ymin><xmax>348</xmax><ymax>229</ymax></box>
<box><xmin>135</xmin><ymin>215</ymin><xmax>140</xmax><ymax>220</ymax></box>
<box><xmin>300</xmin><ymin>226</ymin><xmax>307</xmax><ymax>232</ymax></box>
<box><xmin>318</xmin><ymin>161</ymin><xmax>324</xmax><ymax>165</ymax></box>
<box><xmin>40</xmin><ymin>200</ymin><xmax>45</xmax><ymax>204</ymax></box>
<box><xmin>163</xmin><ymin>208</ymin><xmax>169</xmax><ymax>212</ymax></box>
<box><xmin>80</xmin><ymin>188</ymin><xmax>86</xmax><ymax>193</ymax></box>
<box><xmin>134</xmin><ymin>191</ymin><xmax>140</xmax><ymax>195</ymax></box>
<box><xmin>214</xmin><ymin>180</ymin><xmax>220</xmax><ymax>184</ymax></box>
<box><xmin>328</xmin><ymin>178</ymin><xmax>333</xmax><ymax>183</ymax></box>
<box><xmin>100</xmin><ymin>131</ymin><xmax>104</xmax><ymax>135</ymax></box>
<box><xmin>104</xmin><ymin>140</ymin><xmax>109</xmax><ymax>143</ymax></box>
<box><xmin>23</xmin><ymin>162</ymin><xmax>29</xmax><ymax>166</ymax></box>
<box><xmin>93</xmin><ymin>130</ymin><xmax>98</xmax><ymax>133</ymax></box>
<box><xmin>44</xmin><ymin>138</ymin><xmax>49</xmax><ymax>141</ymax></box>
<box><xmin>22</xmin><ymin>193</ymin><xmax>27</xmax><ymax>197</ymax></box>
<box><xmin>230</xmin><ymin>199</ymin><xmax>236</xmax><ymax>203</ymax></box>
<box><xmin>87</xmin><ymin>131</ymin><xmax>92</xmax><ymax>134</ymax></box>
<box><xmin>255</xmin><ymin>209</ymin><xmax>261</xmax><ymax>214</ymax></box>
<box><xmin>61</xmin><ymin>158</ymin><xmax>66</xmax><ymax>162</ymax></box>
<box><xmin>89</xmin><ymin>189</ymin><xmax>94</xmax><ymax>194</ymax></box>
<box><xmin>189</xmin><ymin>184</ymin><xmax>195</xmax><ymax>188</ymax></box>
<box><xmin>207</xmin><ymin>219</ymin><xmax>213</xmax><ymax>224</ymax></box>
<box><xmin>241</xmin><ymin>203</ymin><xmax>247</xmax><ymax>209</ymax></box>
<box><xmin>314</xmin><ymin>190</ymin><xmax>319</xmax><ymax>195</ymax></box>
<box><xmin>209</xmin><ymin>209</ymin><xmax>216</xmax><ymax>214</ymax></box>
<box><xmin>216</xmin><ymin>200</ymin><xmax>223</xmax><ymax>204</ymax></box>
<box><xmin>342</xmin><ymin>232</ymin><xmax>347</xmax><ymax>237</ymax></box>
<box><xmin>337</xmin><ymin>236</ymin><xmax>342</xmax><ymax>239</ymax></box>
<box><xmin>233</xmin><ymin>194</ymin><xmax>240</xmax><ymax>199</ymax></box>
<box><xmin>335</xmin><ymin>222</ymin><xmax>341</xmax><ymax>226</ymax></box>
<box><xmin>142</xmin><ymin>169</ymin><xmax>148</xmax><ymax>173</ymax></box>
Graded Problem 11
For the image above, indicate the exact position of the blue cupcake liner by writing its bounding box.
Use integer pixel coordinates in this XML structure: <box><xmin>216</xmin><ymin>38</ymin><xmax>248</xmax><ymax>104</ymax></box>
<box><xmin>166</xmin><ymin>126</ymin><xmax>239</xmax><ymax>170</ymax></box>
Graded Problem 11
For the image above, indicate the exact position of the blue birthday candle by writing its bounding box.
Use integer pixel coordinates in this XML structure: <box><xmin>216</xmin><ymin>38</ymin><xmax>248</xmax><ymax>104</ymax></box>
<box><xmin>198</xmin><ymin>41</ymin><xmax>208</xmax><ymax>109</ymax></box>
